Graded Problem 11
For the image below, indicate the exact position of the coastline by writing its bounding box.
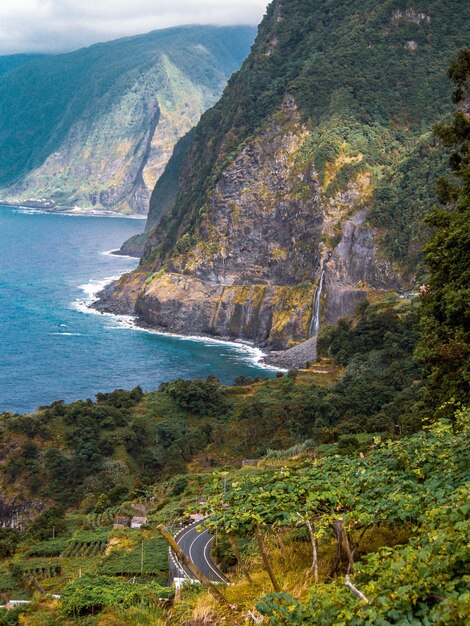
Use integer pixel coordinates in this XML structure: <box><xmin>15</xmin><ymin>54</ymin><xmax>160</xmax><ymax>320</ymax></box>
<box><xmin>76</xmin><ymin>273</ymin><xmax>286</xmax><ymax>373</ymax></box>
<box><xmin>1</xmin><ymin>202</ymin><xmax>147</xmax><ymax>220</ymax></box>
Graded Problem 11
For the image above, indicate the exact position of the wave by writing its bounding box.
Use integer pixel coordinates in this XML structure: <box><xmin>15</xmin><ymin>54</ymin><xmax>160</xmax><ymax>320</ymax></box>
<box><xmin>11</xmin><ymin>207</ymin><xmax>147</xmax><ymax>220</ymax></box>
<box><xmin>73</xmin><ymin>276</ymin><xmax>282</xmax><ymax>372</ymax></box>
<box><xmin>14</xmin><ymin>208</ymin><xmax>50</xmax><ymax>215</ymax></box>
<box><xmin>100</xmin><ymin>249</ymin><xmax>137</xmax><ymax>260</ymax></box>
<box><xmin>50</xmin><ymin>332</ymin><xmax>83</xmax><ymax>337</ymax></box>
<box><xmin>72</xmin><ymin>275</ymin><xmax>123</xmax><ymax>316</ymax></box>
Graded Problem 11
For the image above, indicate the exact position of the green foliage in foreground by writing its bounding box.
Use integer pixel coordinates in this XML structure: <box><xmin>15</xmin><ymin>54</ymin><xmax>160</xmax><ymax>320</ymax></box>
<box><xmin>202</xmin><ymin>410</ymin><xmax>469</xmax><ymax>624</ymax></box>
<box><xmin>258</xmin><ymin>485</ymin><xmax>469</xmax><ymax>625</ymax></box>
<box><xmin>60</xmin><ymin>574</ymin><xmax>173</xmax><ymax>616</ymax></box>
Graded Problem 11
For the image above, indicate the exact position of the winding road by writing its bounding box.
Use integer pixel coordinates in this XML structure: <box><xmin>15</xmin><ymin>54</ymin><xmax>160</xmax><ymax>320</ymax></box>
<box><xmin>169</xmin><ymin>519</ymin><xmax>228</xmax><ymax>585</ymax></box>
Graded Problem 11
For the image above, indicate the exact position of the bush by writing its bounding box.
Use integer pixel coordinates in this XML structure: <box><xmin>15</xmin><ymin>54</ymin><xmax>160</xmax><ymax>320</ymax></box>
<box><xmin>27</xmin><ymin>506</ymin><xmax>67</xmax><ymax>541</ymax></box>
<box><xmin>60</xmin><ymin>574</ymin><xmax>173</xmax><ymax>616</ymax></box>
<box><xmin>0</xmin><ymin>529</ymin><xmax>20</xmax><ymax>558</ymax></box>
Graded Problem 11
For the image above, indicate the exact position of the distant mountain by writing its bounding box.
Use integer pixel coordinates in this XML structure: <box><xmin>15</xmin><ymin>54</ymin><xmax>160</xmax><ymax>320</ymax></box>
<box><xmin>0</xmin><ymin>54</ymin><xmax>43</xmax><ymax>78</ymax></box>
<box><xmin>0</xmin><ymin>26</ymin><xmax>256</xmax><ymax>214</ymax></box>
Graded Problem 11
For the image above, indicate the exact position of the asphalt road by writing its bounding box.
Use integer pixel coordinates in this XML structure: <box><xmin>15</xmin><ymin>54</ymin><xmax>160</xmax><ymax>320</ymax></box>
<box><xmin>170</xmin><ymin>520</ymin><xmax>228</xmax><ymax>584</ymax></box>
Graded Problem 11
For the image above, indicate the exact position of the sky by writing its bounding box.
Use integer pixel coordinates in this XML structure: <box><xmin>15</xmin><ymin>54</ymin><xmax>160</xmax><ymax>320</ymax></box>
<box><xmin>0</xmin><ymin>0</ymin><xmax>270</xmax><ymax>55</ymax></box>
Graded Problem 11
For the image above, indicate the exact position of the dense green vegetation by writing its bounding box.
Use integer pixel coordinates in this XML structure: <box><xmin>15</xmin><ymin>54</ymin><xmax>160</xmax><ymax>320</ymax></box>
<box><xmin>143</xmin><ymin>0</ymin><xmax>469</xmax><ymax>274</ymax></box>
<box><xmin>60</xmin><ymin>575</ymin><xmax>172</xmax><ymax>617</ymax></box>
<box><xmin>416</xmin><ymin>48</ymin><xmax>470</xmax><ymax>414</ymax></box>
<box><xmin>201</xmin><ymin>412</ymin><xmax>469</xmax><ymax>625</ymax></box>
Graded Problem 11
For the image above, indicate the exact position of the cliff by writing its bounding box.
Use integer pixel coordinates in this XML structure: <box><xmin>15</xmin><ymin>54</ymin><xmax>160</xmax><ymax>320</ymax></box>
<box><xmin>97</xmin><ymin>0</ymin><xmax>470</xmax><ymax>358</ymax></box>
<box><xmin>0</xmin><ymin>26</ymin><xmax>256</xmax><ymax>214</ymax></box>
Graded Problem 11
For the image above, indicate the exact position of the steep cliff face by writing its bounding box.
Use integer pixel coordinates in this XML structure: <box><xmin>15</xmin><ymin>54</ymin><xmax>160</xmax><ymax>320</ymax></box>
<box><xmin>100</xmin><ymin>0</ymin><xmax>470</xmax><ymax>354</ymax></box>
<box><xmin>0</xmin><ymin>26</ymin><xmax>256</xmax><ymax>214</ymax></box>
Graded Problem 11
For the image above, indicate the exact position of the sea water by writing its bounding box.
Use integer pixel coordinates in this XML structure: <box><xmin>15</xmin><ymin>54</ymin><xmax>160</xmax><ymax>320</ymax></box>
<box><xmin>0</xmin><ymin>206</ymin><xmax>274</xmax><ymax>413</ymax></box>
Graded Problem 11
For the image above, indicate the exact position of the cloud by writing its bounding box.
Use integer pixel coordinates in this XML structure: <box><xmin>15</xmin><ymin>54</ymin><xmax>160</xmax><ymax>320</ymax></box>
<box><xmin>0</xmin><ymin>0</ymin><xmax>270</xmax><ymax>54</ymax></box>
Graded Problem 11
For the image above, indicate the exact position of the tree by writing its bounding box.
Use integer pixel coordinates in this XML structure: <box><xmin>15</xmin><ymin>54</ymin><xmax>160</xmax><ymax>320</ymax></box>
<box><xmin>416</xmin><ymin>48</ymin><xmax>470</xmax><ymax>414</ymax></box>
<box><xmin>27</xmin><ymin>505</ymin><xmax>67</xmax><ymax>541</ymax></box>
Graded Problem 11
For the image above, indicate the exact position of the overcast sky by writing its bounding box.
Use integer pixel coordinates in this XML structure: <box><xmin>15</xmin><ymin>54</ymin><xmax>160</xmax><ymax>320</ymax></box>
<box><xmin>0</xmin><ymin>0</ymin><xmax>270</xmax><ymax>55</ymax></box>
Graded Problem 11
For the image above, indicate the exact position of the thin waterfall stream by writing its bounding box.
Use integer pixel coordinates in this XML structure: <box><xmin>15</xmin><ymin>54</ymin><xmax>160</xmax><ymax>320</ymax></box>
<box><xmin>309</xmin><ymin>269</ymin><xmax>325</xmax><ymax>338</ymax></box>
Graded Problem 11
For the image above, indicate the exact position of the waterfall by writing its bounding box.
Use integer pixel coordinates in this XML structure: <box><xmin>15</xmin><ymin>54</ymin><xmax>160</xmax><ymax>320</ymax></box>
<box><xmin>309</xmin><ymin>270</ymin><xmax>325</xmax><ymax>338</ymax></box>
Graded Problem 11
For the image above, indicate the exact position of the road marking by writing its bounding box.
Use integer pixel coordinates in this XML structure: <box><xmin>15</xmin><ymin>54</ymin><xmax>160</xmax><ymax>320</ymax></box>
<box><xmin>203</xmin><ymin>535</ymin><xmax>228</xmax><ymax>583</ymax></box>
<box><xmin>188</xmin><ymin>529</ymin><xmax>227</xmax><ymax>583</ymax></box>
<box><xmin>171</xmin><ymin>516</ymin><xmax>227</xmax><ymax>584</ymax></box>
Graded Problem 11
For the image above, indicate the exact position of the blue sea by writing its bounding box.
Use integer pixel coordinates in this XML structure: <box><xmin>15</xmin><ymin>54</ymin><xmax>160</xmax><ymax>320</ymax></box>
<box><xmin>0</xmin><ymin>206</ymin><xmax>274</xmax><ymax>413</ymax></box>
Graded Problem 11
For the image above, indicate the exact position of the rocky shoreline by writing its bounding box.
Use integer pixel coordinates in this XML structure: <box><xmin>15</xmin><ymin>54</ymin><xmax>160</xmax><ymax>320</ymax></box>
<box><xmin>1</xmin><ymin>200</ymin><xmax>146</xmax><ymax>220</ymax></box>
<box><xmin>91</xmin><ymin>282</ymin><xmax>314</xmax><ymax>371</ymax></box>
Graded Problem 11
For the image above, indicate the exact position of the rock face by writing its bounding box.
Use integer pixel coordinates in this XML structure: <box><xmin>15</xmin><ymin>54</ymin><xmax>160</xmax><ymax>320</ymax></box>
<box><xmin>99</xmin><ymin>99</ymin><xmax>398</xmax><ymax>350</ymax></box>
<box><xmin>0</xmin><ymin>26</ymin><xmax>256</xmax><ymax>214</ymax></box>
<box><xmin>97</xmin><ymin>0</ymin><xmax>470</xmax><ymax>354</ymax></box>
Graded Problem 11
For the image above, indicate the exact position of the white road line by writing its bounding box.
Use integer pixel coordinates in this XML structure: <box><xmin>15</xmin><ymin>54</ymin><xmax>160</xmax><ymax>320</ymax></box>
<box><xmin>188</xmin><ymin>529</ymin><xmax>226</xmax><ymax>583</ymax></box>
<box><xmin>171</xmin><ymin>517</ymin><xmax>226</xmax><ymax>584</ymax></box>
<box><xmin>203</xmin><ymin>535</ymin><xmax>227</xmax><ymax>583</ymax></box>
<box><xmin>188</xmin><ymin>529</ymin><xmax>206</xmax><ymax>565</ymax></box>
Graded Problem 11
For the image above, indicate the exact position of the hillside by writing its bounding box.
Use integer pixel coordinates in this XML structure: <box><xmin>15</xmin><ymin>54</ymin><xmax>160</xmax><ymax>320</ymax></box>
<box><xmin>0</xmin><ymin>26</ymin><xmax>256</xmax><ymax>214</ymax></box>
<box><xmin>100</xmin><ymin>0</ymin><xmax>469</xmax><ymax>355</ymax></box>
<box><xmin>0</xmin><ymin>295</ymin><xmax>430</xmax><ymax>624</ymax></box>
<box><xmin>0</xmin><ymin>55</ymin><xmax>43</xmax><ymax>78</ymax></box>
<box><xmin>0</xmin><ymin>308</ymin><xmax>467</xmax><ymax>624</ymax></box>
<box><xmin>0</xmin><ymin>11</ymin><xmax>468</xmax><ymax>623</ymax></box>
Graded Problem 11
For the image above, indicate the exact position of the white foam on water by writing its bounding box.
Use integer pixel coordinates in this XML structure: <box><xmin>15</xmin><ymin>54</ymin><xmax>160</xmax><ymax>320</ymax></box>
<box><xmin>11</xmin><ymin>207</ymin><xmax>147</xmax><ymax>220</ymax></box>
<box><xmin>100</xmin><ymin>249</ymin><xmax>137</xmax><ymax>260</ymax></box>
<box><xmin>73</xmin><ymin>273</ymin><xmax>281</xmax><ymax>372</ymax></box>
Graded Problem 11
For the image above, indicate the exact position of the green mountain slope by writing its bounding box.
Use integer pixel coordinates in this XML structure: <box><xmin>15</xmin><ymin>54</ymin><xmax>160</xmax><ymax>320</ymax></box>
<box><xmin>0</xmin><ymin>26</ymin><xmax>256</xmax><ymax>214</ymax></box>
<box><xmin>0</xmin><ymin>54</ymin><xmax>43</xmax><ymax>78</ymax></box>
<box><xmin>103</xmin><ymin>0</ymin><xmax>469</xmax><ymax>352</ymax></box>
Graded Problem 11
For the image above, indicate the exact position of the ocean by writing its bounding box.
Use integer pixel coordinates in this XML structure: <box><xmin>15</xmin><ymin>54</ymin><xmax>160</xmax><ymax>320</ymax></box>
<box><xmin>0</xmin><ymin>206</ymin><xmax>274</xmax><ymax>413</ymax></box>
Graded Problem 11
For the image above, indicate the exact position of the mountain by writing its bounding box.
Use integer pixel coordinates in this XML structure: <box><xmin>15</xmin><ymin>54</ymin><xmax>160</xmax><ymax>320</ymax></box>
<box><xmin>0</xmin><ymin>55</ymin><xmax>43</xmax><ymax>78</ymax></box>
<box><xmin>0</xmin><ymin>26</ymin><xmax>256</xmax><ymax>214</ymax></box>
<box><xmin>102</xmin><ymin>0</ymin><xmax>469</xmax><ymax>356</ymax></box>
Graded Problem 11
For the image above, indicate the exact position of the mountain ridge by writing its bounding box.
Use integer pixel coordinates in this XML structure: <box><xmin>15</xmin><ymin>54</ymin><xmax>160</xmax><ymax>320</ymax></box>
<box><xmin>100</xmin><ymin>0</ymin><xmax>469</xmax><ymax>358</ymax></box>
<box><xmin>0</xmin><ymin>25</ymin><xmax>256</xmax><ymax>214</ymax></box>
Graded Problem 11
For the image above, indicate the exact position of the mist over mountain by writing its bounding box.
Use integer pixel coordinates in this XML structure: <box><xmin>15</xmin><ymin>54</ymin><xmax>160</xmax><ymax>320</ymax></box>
<box><xmin>0</xmin><ymin>26</ymin><xmax>256</xmax><ymax>214</ymax></box>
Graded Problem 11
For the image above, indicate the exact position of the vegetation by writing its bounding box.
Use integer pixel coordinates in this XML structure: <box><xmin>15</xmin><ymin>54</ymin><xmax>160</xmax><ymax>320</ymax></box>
<box><xmin>416</xmin><ymin>48</ymin><xmax>470</xmax><ymax>414</ymax></box>
<box><xmin>60</xmin><ymin>575</ymin><xmax>172</xmax><ymax>616</ymax></box>
<box><xmin>200</xmin><ymin>411</ymin><xmax>469</xmax><ymax>625</ymax></box>
<box><xmin>142</xmin><ymin>0</ymin><xmax>470</xmax><ymax>274</ymax></box>
<box><xmin>0</xmin><ymin>26</ymin><xmax>255</xmax><ymax>211</ymax></box>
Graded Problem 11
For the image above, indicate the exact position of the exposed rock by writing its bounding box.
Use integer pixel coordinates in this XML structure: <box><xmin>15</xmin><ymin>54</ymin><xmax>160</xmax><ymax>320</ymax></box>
<box><xmin>324</xmin><ymin>209</ymin><xmax>400</xmax><ymax>324</ymax></box>
<box><xmin>94</xmin><ymin>271</ymin><xmax>147</xmax><ymax>316</ymax></box>
<box><xmin>0</xmin><ymin>498</ymin><xmax>46</xmax><ymax>530</ymax></box>
<box><xmin>101</xmin><ymin>0</ymin><xmax>468</xmax><ymax>358</ymax></box>
<box><xmin>101</xmin><ymin>100</ymin><xmax>397</xmax><ymax>353</ymax></box>
<box><xmin>266</xmin><ymin>337</ymin><xmax>318</xmax><ymax>369</ymax></box>
<box><xmin>391</xmin><ymin>9</ymin><xmax>431</xmax><ymax>24</ymax></box>
<box><xmin>114</xmin><ymin>233</ymin><xmax>148</xmax><ymax>258</ymax></box>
